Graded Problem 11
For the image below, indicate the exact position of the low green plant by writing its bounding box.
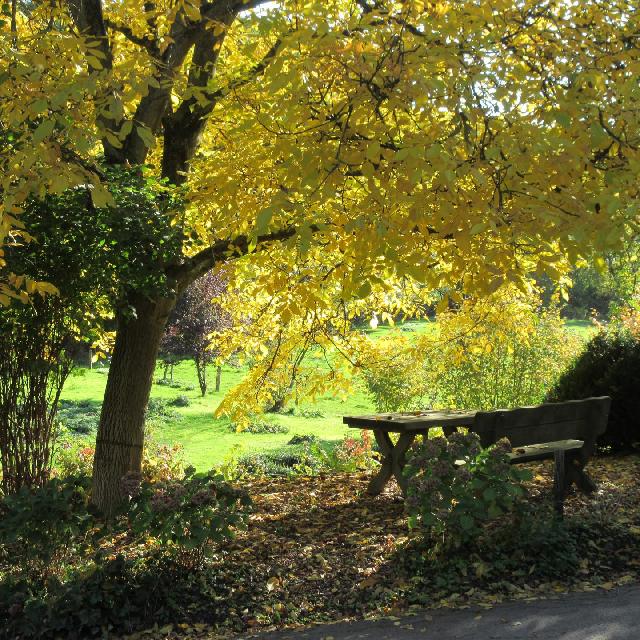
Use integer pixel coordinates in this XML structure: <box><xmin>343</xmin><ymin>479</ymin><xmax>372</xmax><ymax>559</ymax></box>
<box><xmin>146</xmin><ymin>397</ymin><xmax>179</xmax><ymax>420</ymax></box>
<box><xmin>230</xmin><ymin>417</ymin><xmax>289</xmax><ymax>434</ymax></box>
<box><xmin>170</xmin><ymin>394</ymin><xmax>191</xmax><ymax>407</ymax></box>
<box><xmin>404</xmin><ymin>433</ymin><xmax>531</xmax><ymax>549</ymax></box>
<box><xmin>293</xmin><ymin>408</ymin><xmax>326</xmax><ymax>419</ymax></box>
<box><xmin>123</xmin><ymin>467</ymin><xmax>251</xmax><ymax>567</ymax></box>
<box><xmin>287</xmin><ymin>434</ymin><xmax>319</xmax><ymax>445</ymax></box>
<box><xmin>0</xmin><ymin>475</ymin><xmax>95</xmax><ymax>582</ymax></box>
<box><xmin>57</xmin><ymin>400</ymin><xmax>100</xmax><ymax>435</ymax></box>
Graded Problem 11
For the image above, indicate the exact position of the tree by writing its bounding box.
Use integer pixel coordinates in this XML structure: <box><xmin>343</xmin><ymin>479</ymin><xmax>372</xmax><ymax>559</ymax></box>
<box><xmin>161</xmin><ymin>270</ymin><xmax>230</xmax><ymax>396</ymax></box>
<box><xmin>0</xmin><ymin>170</ymin><xmax>179</xmax><ymax>493</ymax></box>
<box><xmin>1</xmin><ymin>0</ymin><xmax>638</xmax><ymax>514</ymax></box>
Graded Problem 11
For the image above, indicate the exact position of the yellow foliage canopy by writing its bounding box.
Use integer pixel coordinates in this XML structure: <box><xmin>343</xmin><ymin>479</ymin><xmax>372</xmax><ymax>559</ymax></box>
<box><xmin>0</xmin><ymin>0</ymin><xmax>638</xmax><ymax>404</ymax></box>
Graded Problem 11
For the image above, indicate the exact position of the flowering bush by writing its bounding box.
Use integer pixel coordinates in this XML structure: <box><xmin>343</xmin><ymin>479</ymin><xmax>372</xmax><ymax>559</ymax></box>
<box><xmin>55</xmin><ymin>435</ymin><xmax>184</xmax><ymax>484</ymax></box>
<box><xmin>122</xmin><ymin>467</ymin><xmax>251</xmax><ymax>567</ymax></box>
<box><xmin>404</xmin><ymin>432</ymin><xmax>531</xmax><ymax>549</ymax></box>
<box><xmin>332</xmin><ymin>430</ymin><xmax>377</xmax><ymax>471</ymax></box>
<box><xmin>55</xmin><ymin>437</ymin><xmax>95</xmax><ymax>478</ymax></box>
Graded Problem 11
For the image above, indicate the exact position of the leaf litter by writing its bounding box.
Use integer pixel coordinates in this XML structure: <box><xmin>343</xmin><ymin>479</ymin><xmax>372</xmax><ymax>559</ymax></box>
<box><xmin>123</xmin><ymin>453</ymin><xmax>640</xmax><ymax>640</ymax></box>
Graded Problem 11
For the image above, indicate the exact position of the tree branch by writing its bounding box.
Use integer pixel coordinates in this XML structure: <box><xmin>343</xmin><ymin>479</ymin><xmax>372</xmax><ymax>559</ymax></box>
<box><xmin>170</xmin><ymin>224</ymin><xmax>320</xmax><ymax>285</ymax></box>
<box><xmin>104</xmin><ymin>18</ymin><xmax>159</xmax><ymax>56</ymax></box>
<box><xmin>210</xmin><ymin>34</ymin><xmax>288</xmax><ymax>102</ymax></box>
<box><xmin>66</xmin><ymin>0</ymin><xmax>124</xmax><ymax>164</ymax></box>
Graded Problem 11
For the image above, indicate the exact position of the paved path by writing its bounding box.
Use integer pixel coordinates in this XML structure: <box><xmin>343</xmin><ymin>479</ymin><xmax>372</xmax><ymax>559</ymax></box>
<box><xmin>238</xmin><ymin>584</ymin><xmax>640</xmax><ymax>640</ymax></box>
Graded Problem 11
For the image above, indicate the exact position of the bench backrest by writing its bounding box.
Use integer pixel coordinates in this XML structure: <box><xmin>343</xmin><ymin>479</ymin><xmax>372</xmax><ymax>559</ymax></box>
<box><xmin>472</xmin><ymin>397</ymin><xmax>611</xmax><ymax>448</ymax></box>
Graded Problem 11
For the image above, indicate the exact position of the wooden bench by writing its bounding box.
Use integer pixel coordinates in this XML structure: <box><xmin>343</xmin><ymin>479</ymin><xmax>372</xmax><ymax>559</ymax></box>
<box><xmin>344</xmin><ymin>397</ymin><xmax>611</xmax><ymax>513</ymax></box>
<box><xmin>470</xmin><ymin>397</ymin><xmax>611</xmax><ymax>515</ymax></box>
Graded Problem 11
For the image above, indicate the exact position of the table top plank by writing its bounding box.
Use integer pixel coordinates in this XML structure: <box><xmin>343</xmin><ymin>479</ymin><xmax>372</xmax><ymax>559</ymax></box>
<box><xmin>343</xmin><ymin>409</ymin><xmax>478</xmax><ymax>431</ymax></box>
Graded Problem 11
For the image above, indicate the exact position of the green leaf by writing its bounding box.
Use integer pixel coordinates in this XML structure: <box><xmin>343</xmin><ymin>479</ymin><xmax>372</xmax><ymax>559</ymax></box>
<box><xmin>255</xmin><ymin>207</ymin><xmax>273</xmax><ymax>235</ymax></box>
<box><xmin>136</xmin><ymin>124</ymin><xmax>155</xmax><ymax>148</ymax></box>
<box><xmin>356</xmin><ymin>280</ymin><xmax>372</xmax><ymax>298</ymax></box>
<box><xmin>32</xmin><ymin>119</ymin><xmax>55</xmax><ymax>144</ymax></box>
<box><xmin>483</xmin><ymin>487</ymin><xmax>497</xmax><ymax>501</ymax></box>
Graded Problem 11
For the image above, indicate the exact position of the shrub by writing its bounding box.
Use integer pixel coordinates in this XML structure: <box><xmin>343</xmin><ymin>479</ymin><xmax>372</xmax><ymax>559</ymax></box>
<box><xmin>230</xmin><ymin>417</ymin><xmax>289</xmax><ymax>434</ymax></box>
<box><xmin>0</xmin><ymin>475</ymin><xmax>95</xmax><ymax>582</ymax></box>
<box><xmin>54</xmin><ymin>435</ymin><xmax>184</xmax><ymax>484</ymax></box>
<box><xmin>122</xmin><ymin>467</ymin><xmax>251</xmax><ymax>567</ymax></box>
<box><xmin>287</xmin><ymin>434</ymin><xmax>319</xmax><ymax>445</ymax></box>
<box><xmin>331</xmin><ymin>430</ymin><xmax>377</xmax><ymax>472</ymax></box>
<box><xmin>54</xmin><ymin>436</ymin><xmax>95</xmax><ymax>478</ymax></box>
<box><xmin>142</xmin><ymin>441</ymin><xmax>185</xmax><ymax>483</ymax></box>
<box><xmin>404</xmin><ymin>432</ymin><xmax>531</xmax><ymax>549</ymax></box>
<box><xmin>362</xmin><ymin>290</ymin><xmax>578</xmax><ymax>413</ymax></box>
<box><xmin>170</xmin><ymin>394</ymin><xmax>191</xmax><ymax>407</ymax></box>
<box><xmin>362</xmin><ymin>332</ymin><xmax>432</xmax><ymax>412</ymax></box>
<box><xmin>547</xmin><ymin>324</ymin><xmax>640</xmax><ymax>451</ymax></box>
<box><xmin>433</xmin><ymin>292</ymin><xmax>581</xmax><ymax>410</ymax></box>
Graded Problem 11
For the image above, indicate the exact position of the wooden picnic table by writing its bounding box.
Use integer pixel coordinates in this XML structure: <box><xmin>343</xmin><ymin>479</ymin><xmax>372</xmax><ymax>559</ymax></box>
<box><xmin>343</xmin><ymin>398</ymin><xmax>610</xmax><ymax>510</ymax></box>
<box><xmin>343</xmin><ymin>409</ymin><xmax>478</xmax><ymax>495</ymax></box>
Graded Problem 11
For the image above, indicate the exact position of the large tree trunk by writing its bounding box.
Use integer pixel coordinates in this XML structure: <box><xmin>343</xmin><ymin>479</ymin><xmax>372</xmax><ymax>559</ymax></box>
<box><xmin>92</xmin><ymin>295</ymin><xmax>176</xmax><ymax>517</ymax></box>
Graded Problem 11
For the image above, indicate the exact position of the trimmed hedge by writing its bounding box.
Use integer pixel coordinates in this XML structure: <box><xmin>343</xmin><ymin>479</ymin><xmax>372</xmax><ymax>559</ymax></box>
<box><xmin>547</xmin><ymin>329</ymin><xmax>640</xmax><ymax>451</ymax></box>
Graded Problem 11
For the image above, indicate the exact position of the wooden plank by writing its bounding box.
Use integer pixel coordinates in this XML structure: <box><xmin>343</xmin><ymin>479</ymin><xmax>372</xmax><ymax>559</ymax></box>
<box><xmin>508</xmin><ymin>440</ymin><xmax>583</xmax><ymax>463</ymax></box>
<box><xmin>489</xmin><ymin>421</ymin><xmax>589</xmax><ymax>448</ymax></box>
<box><xmin>473</xmin><ymin>397</ymin><xmax>611</xmax><ymax>447</ymax></box>
<box><xmin>343</xmin><ymin>409</ymin><xmax>477</xmax><ymax>431</ymax></box>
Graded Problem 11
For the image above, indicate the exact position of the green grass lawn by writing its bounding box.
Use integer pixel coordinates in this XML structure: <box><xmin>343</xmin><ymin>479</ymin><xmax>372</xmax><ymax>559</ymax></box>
<box><xmin>61</xmin><ymin>318</ymin><xmax>596</xmax><ymax>470</ymax></box>
<box><xmin>62</xmin><ymin>360</ymin><xmax>374</xmax><ymax>470</ymax></box>
<box><xmin>564</xmin><ymin>318</ymin><xmax>598</xmax><ymax>340</ymax></box>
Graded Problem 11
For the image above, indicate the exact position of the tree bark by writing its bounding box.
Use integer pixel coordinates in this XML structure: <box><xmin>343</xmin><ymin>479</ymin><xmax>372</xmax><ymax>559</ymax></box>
<box><xmin>92</xmin><ymin>294</ymin><xmax>176</xmax><ymax>517</ymax></box>
<box><xmin>215</xmin><ymin>365</ymin><xmax>222</xmax><ymax>393</ymax></box>
<box><xmin>195</xmin><ymin>357</ymin><xmax>207</xmax><ymax>397</ymax></box>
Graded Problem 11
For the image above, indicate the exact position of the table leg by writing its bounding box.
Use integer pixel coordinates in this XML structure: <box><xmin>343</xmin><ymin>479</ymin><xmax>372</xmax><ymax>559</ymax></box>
<box><xmin>392</xmin><ymin>432</ymin><xmax>417</xmax><ymax>495</ymax></box>
<box><xmin>367</xmin><ymin>430</ymin><xmax>416</xmax><ymax>496</ymax></box>
<box><xmin>367</xmin><ymin>430</ymin><xmax>394</xmax><ymax>495</ymax></box>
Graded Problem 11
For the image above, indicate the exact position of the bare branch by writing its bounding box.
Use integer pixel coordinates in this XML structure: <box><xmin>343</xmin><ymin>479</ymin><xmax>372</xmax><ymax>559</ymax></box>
<box><xmin>211</xmin><ymin>34</ymin><xmax>288</xmax><ymax>101</ymax></box>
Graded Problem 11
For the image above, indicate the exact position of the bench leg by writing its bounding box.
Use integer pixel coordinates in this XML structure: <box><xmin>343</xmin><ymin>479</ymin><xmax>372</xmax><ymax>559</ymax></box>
<box><xmin>565</xmin><ymin>451</ymin><xmax>598</xmax><ymax>495</ymax></box>
<box><xmin>553</xmin><ymin>450</ymin><xmax>565</xmax><ymax>517</ymax></box>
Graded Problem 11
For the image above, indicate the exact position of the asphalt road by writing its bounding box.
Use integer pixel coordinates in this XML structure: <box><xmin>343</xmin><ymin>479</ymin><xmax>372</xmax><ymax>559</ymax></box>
<box><xmin>238</xmin><ymin>584</ymin><xmax>640</xmax><ymax>640</ymax></box>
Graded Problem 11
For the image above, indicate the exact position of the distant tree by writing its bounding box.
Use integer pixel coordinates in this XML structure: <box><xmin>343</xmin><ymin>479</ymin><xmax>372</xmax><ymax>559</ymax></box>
<box><xmin>161</xmin><ymin>271</ymin><xmax>231</xmax><ymax>396</ymax></box>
